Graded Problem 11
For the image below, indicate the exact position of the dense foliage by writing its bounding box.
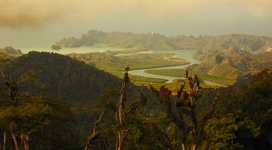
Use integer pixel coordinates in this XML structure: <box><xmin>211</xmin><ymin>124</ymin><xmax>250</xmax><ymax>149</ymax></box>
<box><xmin>3</xmin><ymin>52</ymin><xmax>123</xmax><ymax>104</ymax></box>
<box><xmin>0</xmin><ymin>52</ymin><xmax>271</xmax><ymax>150</ymax></box>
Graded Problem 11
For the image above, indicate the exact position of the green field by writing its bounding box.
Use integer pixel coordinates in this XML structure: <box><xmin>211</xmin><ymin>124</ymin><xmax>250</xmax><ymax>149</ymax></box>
<box><xmin>145</xmin><ymin>68</ymin><xmax>235</xmax><ymax>86</ymax></box>
<box><xmin>69</xmin><ymin>50</ymin><xmax>188</xmax><ymax>86</ymax></box>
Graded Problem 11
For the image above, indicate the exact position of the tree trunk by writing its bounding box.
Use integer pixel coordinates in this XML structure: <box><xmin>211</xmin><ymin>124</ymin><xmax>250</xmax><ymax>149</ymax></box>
<box><xmin>84</xmin><ymin>110</ymin><xmax>105</xmax><ymax>150</ymax></box>
<box><xmin>11</xmin><ymin>132</ymin><xmax>20</xmax><ymax>150</ymax></box>
<box><xmin>116</xmin><ymin>131</ymin><xmax>122</xmax><ymax>150</ymax></box>
<box><xmin>181</xmin><ymin>144</ymin><xmax>186</xmax><ymax>150</ymax></box>
<box><xmin>116</xmin><ymin>130</ymin><xmax>127</xmax><ymax>150</ymax></box>
<box><xmin>181</xmin><ymin>143</ymin><xmax>197</xmax><ymax>150</ymax></box>
<box><xmin>3</xmin><ymin>131</ymin><xmax>7</xmax><ymax>150</ymax></box>
<box><xmin>191</xmin><ymin>144</ymin><xmax>196</xmax><ymax>150</ymax></box>
<box><xmin>115</xmin><ymin>69</ymin><xmax>129</xmax><ymax>150</ymax></box>
<box><xmin>21</xmin><ymin>134</ymin><xmax>29</xmax><ymax>150</ymax></box>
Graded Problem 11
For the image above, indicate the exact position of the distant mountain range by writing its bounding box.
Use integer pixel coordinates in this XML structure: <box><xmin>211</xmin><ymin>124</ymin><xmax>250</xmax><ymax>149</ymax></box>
<box><xmin>54</xmin><ymin>30</ymin><xmax>272</xmax><ymax>52</ymax></box>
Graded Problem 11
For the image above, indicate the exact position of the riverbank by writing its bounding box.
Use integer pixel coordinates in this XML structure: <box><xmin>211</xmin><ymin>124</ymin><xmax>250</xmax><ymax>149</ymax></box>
<box><xmin>128</xmin><ymin>50</ymin><xmax>225</xmax><ymax>87</ymax></box>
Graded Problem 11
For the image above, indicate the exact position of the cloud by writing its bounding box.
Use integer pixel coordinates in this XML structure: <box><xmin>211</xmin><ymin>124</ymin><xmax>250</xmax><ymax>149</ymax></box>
<box><xmin>246</xmin><ymin>0</ymin><xmax>272</xmax><ymax>16</ymax></box>
<box><xmin>0</xmin><ymin>0</ymin><xmax>195</xmax><ymax>28</ymax></box>
<box><xmin>0</xmin><ymin>0</ymin><xmax>70</xmax><ymax>28</ymax></box>
<box><xmin>0</xmin><ymin>0</ymin><xmax>271</xmax><ymax>29</ymax></box>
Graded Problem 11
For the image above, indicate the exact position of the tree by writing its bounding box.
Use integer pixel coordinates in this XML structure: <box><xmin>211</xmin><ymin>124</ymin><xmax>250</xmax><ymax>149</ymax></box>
<box><xmin>83</xmin><ymin>66</ymin><xmax>152</xmax><ymax>150</ymax></box>
<box><xmin>84</xmin><ymin>110</ymin><xmax>105</xmax><ymax>150</ymax></box>
<box><xmin>0</xmin><ymin>63</ymin><xmax>74</xmax><ymax>150</ymax></box>
<box><xmin>51</xmin><ymin>44</ymin><xmax>62</xmax><ymax>51</ymax></box>
<box><xmin>148</xmin><ymin>72</ymin><xmax>218</xmax><ymax>150</ymax></box>
<box><xmin>115</xmin><ymin>66</ymin><xmax>130</xmax><ymax>150</ymax></box>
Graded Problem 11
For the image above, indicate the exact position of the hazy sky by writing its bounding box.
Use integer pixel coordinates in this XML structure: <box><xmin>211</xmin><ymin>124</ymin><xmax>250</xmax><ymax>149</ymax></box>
<box><xmin>0</xmin><ymin>0</ymin><xmax>272</xmax><ymax>48</ymax></box>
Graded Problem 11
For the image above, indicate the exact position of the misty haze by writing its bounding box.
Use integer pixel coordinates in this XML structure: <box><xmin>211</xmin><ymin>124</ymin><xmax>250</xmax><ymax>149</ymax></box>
<box><xmin>0</xmin><ymin>1</ymin><xmax>271</xmax><ymax>150</ymax></box>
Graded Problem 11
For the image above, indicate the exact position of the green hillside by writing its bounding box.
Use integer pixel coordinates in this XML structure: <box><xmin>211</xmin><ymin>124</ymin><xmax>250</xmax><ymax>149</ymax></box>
<box><xmin>0</xmin><ymin>51</ymin><xmax>271</xmax><ymax>149</ymax></box>
<box><xmin>2</xmin><ymin>52</ymin><xmax>124</xmax><ymax>104</ymax></box>
<box><xmin>0</xmin><ymin>46</ymin><xmax>22</xmax><ymax>57</ymax></box>
<box><xmin>146</xmin><ymin>49</ymin><xmax>272</xmax><ymax>86</ymax></box>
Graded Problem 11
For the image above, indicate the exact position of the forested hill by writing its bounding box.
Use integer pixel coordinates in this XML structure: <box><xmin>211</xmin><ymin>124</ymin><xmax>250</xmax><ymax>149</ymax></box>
<box><xmin>0</xmin><ymin>46</ymin><xmax>22</xmax><ymax>57</ymax></box>
<box><xmin>186</xmin><ymin>69</ymin><xmax>272</xmax><ymax>150</ymax></box>
<box><xmin>0</xmin><ymin>47</ymin><xmax>22</xmax><ymax>69</ymax></box>
<box><xmin>54</xmin><ymin>30</ymin><xmax>272</xmax><ymax>52</ymax></box>
<box><xmin>191</xmin><ymin>48</ymin><xmax>272</xmax><ymax>82</ymax></box>
<box><xmin>2</xmin><ymin>52</ymin><xmax>127</xmax><ymax>104</ymax></box>
<box><xmin>0</xmin><ymin>51</ymin><xmax>271</xmax><ymax>149</ymax></box>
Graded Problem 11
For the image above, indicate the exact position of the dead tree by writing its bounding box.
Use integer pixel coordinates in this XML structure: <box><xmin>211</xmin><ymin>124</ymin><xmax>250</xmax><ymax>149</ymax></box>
<box><xmin>150</xmin><ymin>71</ymin><xmax>217</xmax><ymax>150</ymax></box>
<box><xmin>84</xmin><ymin>66</ymin><xmax>148</xmax><ymax>150</ymax></box>
<box><xmin>175</xmin><ymin>73</ymin><xmax>217</xmax><ymax>150</ymax></box>
<box><xmin>115</xmin><ymin>67</ymin><xmax>130</xmax><ymax>150</ymax></box>
<box><xmin>84</xmin><ymin>111</ymin><xmax>105</xmax><ymax>150</ymax></box>
<box><xmin>20</xmin><ymin>133</ymin><xmax>29</xmax><ymax>150</ymax></box>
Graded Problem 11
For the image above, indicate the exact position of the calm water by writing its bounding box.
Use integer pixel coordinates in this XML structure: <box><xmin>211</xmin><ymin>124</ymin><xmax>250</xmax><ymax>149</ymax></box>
<box><xmin>20</xmin><ymin>47</ymin><xmax>127</xmax><ymax>55</ymax></box>
<box><xmin>129</xmin><ymin>50</ymin><xmax>223</xmax><ymax>86</ymax></box>
<box><xmin>129</xmin><ymin>50</ymin><xmax>197</xmax><ymax>83</ymax></box>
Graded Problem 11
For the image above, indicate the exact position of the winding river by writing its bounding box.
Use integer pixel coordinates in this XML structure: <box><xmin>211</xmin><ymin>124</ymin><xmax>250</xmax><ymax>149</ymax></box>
<box><xmin>129</xmin><ymin>50</ymin><xmax>223</xmax><ymax>87</ymax></box>
<box><xmin>20</xmin><ymin>47</ymin><xmax>222</xmax><ymax>86</ymax></box>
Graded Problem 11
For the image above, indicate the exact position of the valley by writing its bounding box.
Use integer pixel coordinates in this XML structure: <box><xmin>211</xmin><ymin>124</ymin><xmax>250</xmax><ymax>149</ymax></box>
<box><xmin>1</xmin><ymin>0</ymin><xmax>272</xmax><ymax>149</ymax></box>
<box><xmin>7</xmin><ymin>31</ymin><xmax>270</xmax><ymax>89</ymax></box>
<box><xmin>0</xmin><ymin>31</ymin><xmax>272</xmax><ymax>150</ymax></box>
<box><xmin>6</xmin><ymin>39</ymin><xmax>272</xmax><ymax>88</ymax></box>
<box><xmin>18</xmin><ymin>47</ymin><xmax>227</xmax><ymax>87</ymax></box>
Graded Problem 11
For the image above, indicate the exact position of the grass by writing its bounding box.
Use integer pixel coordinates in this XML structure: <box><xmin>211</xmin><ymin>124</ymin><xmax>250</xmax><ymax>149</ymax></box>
<box><xmin>70</xmin><ymin>50</ymin><xmax>189</xmax><ymax>87</ymax></box>
<box><xmin>70</xmin><ymin>50</ymin><xmax>236</xmax><ymax>88</ymax></box>
<box><xmin>130</xmin><ymin>75</ymin><xmax>167</xmax><ymax>86</ymax></box>
<box><xmin>145</xmin><ymin>68</ymin><xmax>235</xmax><ymax>86</ymax></box>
